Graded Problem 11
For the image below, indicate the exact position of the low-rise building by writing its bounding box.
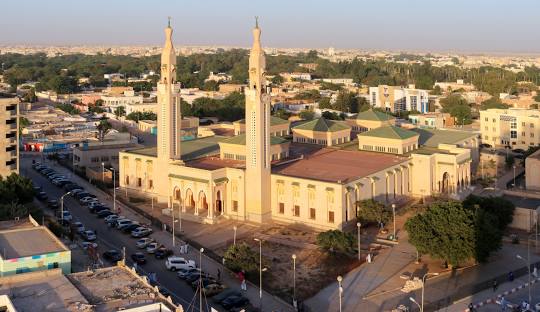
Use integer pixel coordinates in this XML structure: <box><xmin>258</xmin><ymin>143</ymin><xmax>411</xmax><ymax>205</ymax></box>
<box><xmin>233</xmin><ymin>116</ymin><xmax>290</xmax><ymax>136</ymax></box>
<box><xmin>369</xmin><ymin>84</ymin><xmax>430</xmax><ymax>113</ymax></box>
<box><xmin>525</xmin><ymin>148</ymin><xmax>540</xmax><ymax>190</ymax></box>
<box><xmin>409</xmin><ymin>112</ymin><xmax>455</xmax><ymax>129</ymax></box>
<box><xmin>358</xmin><ymin>125</ymin><xmax>419</xmax><ymax>154</ymax></box>
<box><xmin>0</xmin><ymin>96</ymin><xmax>18</xmax><ymax>177</ymax></box>
<box><xmin>0</xmin><ymin>217</ymin><xmax>70</xmax><ymax>277</ymax></box>
<box><xmin>480</xmin><ymin>108</ymin><xmax>540</xmax><ymax>149</ymax></box>
<box><xmin>346</xmin><ymin>109</ymin><xmax>396</xmax><ymax>132</ymax></box>
<box><xmin>73</xmin><ymin>142</ymin><xmax>140</xmax><ymax>171</ymax></box>
<box><xmin>138</xmin><ymin>120</ymin><xmax>157</xmax><ymax>134</ymax></box>
<box><xmin>292</xmin><ymin>117</ymin><xmax>351</xmax><ymax>146</ymax></box>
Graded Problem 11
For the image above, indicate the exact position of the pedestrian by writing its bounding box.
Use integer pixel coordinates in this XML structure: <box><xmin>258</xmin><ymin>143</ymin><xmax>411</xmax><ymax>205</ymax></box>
<box><xmin>500</xmin><ymin>296</ymin><xmax>507</xmax><ymax>311</ymax></box>
<box><xmin>217</xmin><ymin>268</ymin><xmax>221</xmax><ymax>282</ymax></box>
<box><xmin>492</xmin><ymin>279</ymin><xmax>498</xmax><ymax>292</ymax></box>
<box><xmin>508</xmin><ymin>271</ymin><xmax>514</xmax><ymax>282</ymax></box>
<box><xmin>468</xmin><ymin>303</ymin><xmax>475</xmax><ymax>312</ymax></box>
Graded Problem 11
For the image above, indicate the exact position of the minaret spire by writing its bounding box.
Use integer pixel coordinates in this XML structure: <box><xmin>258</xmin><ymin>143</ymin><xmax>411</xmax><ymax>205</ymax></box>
<box><xmin>168</xmin><ymin>16</ymin><xmax>171</xmax><ymax>28</ymax></box>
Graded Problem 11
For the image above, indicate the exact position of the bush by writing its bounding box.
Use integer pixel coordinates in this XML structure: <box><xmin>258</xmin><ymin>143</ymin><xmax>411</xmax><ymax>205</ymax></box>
<box><xmin>223</xmin><ymin>243</ymin><xmax>259</xmax><ymax>273</ymax></box>
<box><xmin>357</xmin><ymin>199</ymin><xmax>391</xmax><ymax>225</ymax></box>
<box><xmin>316</xmin><ymin>230</ymin><xmax>357</xmax><ymax>255</ymax></box>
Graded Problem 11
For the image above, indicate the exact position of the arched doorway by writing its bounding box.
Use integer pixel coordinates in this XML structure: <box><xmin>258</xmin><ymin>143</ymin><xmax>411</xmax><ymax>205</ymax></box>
<box><xmin>215</xmin><ymin>191</ymin><xmax>223</xmax><ymax>216</ymax></box>
<box><xmin>198</xmin><ymin>191</ymin><xmax>208</xmax><ymax>216</ymax></box>
<box><xmin>185</xmin><ymin>189</ymin><xmax>195</xmax><ymax>213</ymax></box>
<box><xmin>174</xmin><ymin>188</ymin><xmax>181</xmax><ymax>201</ymax></box>
<box><xmin>441</xmin><ymin>172</ymin><xmax>450</xmax><ymax>194</ymax></box>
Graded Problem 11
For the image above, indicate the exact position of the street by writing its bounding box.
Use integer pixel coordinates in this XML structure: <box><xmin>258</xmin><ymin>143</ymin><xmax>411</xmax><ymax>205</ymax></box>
<box><xmin>21</xmin><ymin>155</ymin><xmax>208</xmax><ymax>311</ymax></box>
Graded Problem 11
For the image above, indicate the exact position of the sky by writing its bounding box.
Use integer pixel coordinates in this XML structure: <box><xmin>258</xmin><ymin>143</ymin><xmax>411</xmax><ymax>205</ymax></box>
<box><xmin>1</xmin><ymin>0</ymin><xmax>540</xmax><ymax>54</ymax></box>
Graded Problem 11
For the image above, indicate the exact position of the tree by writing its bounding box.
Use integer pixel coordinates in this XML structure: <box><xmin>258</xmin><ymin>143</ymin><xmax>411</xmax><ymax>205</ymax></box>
<box><xmin>440</xmin><ymin>94</ymin><xmax>472</xmax><ymax>125</ymax></box>
<box><xmin>356</xmin><ymin>199</ymin><xmax>391</xmax><ymax>225</ymax></box>
<box><xmin>126</xmin><ymin>111</ymin><xmax>157</xmax><ymax>121</ymax></box>
<box><xmin>202</xmin><ymin>80</ymin><xmax>219</xmax><ymax>91</ymax></box>
<box><xmin>94</xmin><ymin>99</ymin><xmax>104</xmax><ymax>107</ymax></box>
<box><xmin>19</xmin><ymin>117</ymin><xmax>30</xmax><ymax>133</ymax></box>
<box><xmin>480</xmin><ymin>97</ymin><xmax>509</xmax><ymax>110</ymax></box>
<box><xmin>23</xmin><ymin>87</ymin><xmax>37</xmax><ymax>103</ymax></box>
<box><xmin>96</xmin><ymin>118</ymin><xmax>112</xmax><ymax>142</ymax></box>
<box><xmin>114</xmin><ymin>106</ymin><xmax>126</xmax><ymax>118</ymax></box>
<box><xmin>534</xmin><ymin>94</ymin><xmax>540</xmax><ymax>103</ymax></box>
<box><xmin>321</xmin><ymin>111</ymin><xmax>341</xmax><ymax>120</ymax></box>
<box><xmin>333</xmin><ymin>90</ymin><xmax>358</xmax><ymax>113</ymax></box>
<box><xmin>505</xmin><ymin>154</ymin><xmax>515</xmax><ymax>169</ymax></box>
<box><xmin>223</xmin><ymin>243</ymin><xmax>259</xmax><ymax>273</ymax></box>
<box><xmin>57</xmin><ymin>103</ymin><xmax>80</xmax><ymax>115</ymax></box>
<box><xmin>462</xmin><ymin>195</ymin><xmax>515</xmax><ymax>230</ymax></box>
<box><xmin>294</xmin><ymin>90</ymin><xmax>321</xmax><ymax>101</ymax></box>
<box><xmin>299</xmin><ymin>110</ymin><xmax>315</xmax><ymax>120</ymax></box>
<box><xmin>405</xmin><ymin>200</ymin><xmax>475</xmax><ymax>267</ymax></box>
<box><xmin>318</xmin><ymin>97</ymin><xmax>332</xmax><ymax>109</ymax></box>
<box><xmin>273</xmin><ymin>109</ymin><xmax>291</xmax><ymax>120</ymax></box>
<box><xmin>271</xmin><ymin>75</ymin><xmax>284</xmax><ymax>85</ymax></box>
<box><xmin>430</xmin><ymin>85</ymin><xmax>442</xmax><ymax>95</ymax></box>
<box><xmin>316</xmin><ymin>230</ymin><xmax>357</xmax><ymax>255</ymax></box>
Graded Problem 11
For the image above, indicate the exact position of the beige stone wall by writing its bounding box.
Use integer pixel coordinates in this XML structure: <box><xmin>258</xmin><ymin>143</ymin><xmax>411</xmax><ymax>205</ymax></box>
<box><xmin>358</xmin><ymin>135</ymin><xmax>418</xmax><ymax>154</ymax></box>
<box><xmin>0</xmin><ymin>98</ymin><xmax>18</xmax><ymax>178</ymax></box>
<box><xmin>233</xmin><ymin>121</ymin><xmax>290</xmax><ymax>137</ymax></box>
<box><xmin>219</xmin><ymin>142</ymin><xmax>290</xmax><ymax>161</ymax></box>
<box><xmin>346</xmin><ymin>118</ymin><xmax>395</xmax><ymax>132</ymax></box>
<box><xmin>526</xmin><ymin>150</ymin><xmax>540</xmax><ymax>190</ymax></box>
<box><xmin>292</xmin><ymin>128</ymin><xmax>350</xmax><ymax>146</ymax></box>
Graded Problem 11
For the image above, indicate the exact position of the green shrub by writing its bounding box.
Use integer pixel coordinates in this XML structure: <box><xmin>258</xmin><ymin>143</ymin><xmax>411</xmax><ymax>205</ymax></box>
<box><xmin>316</xmin><ymin>230</ymin><xmax>356</xmax><ymax>255</ymax></box>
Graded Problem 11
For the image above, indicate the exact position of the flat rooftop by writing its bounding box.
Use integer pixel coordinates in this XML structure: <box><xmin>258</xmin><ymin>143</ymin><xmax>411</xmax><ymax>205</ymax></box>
<box><xmin>411</xmin><ymin>128</ymin><xmax>477</xmax><ymax>147</ymax></box>
<box><xmin>0</xmin><ymin>227</ymin><xmax>67</xmax><ymax>259</ymax></box>
<box><xmin>272</xmin><ymin>145</ymin><xmax>409</xmax><ymax>183</ymax></box>
<box><xmin>185</xmin><ymin>156</ymin><xmax>245</xmax><ymax>170</ymax></box>
<box><xmin>0</xmin><ymin>269</ymin><xmax>91</xmax><ymax>312</ymax></box>
<box><xmin>74</xmin><ymin>143</ymin><xmax>139</xmax><ymax>151</ymax></box>
<box><xmin>127</xmin><ymin>135</ymin><xmax>227</xmax><ymax>161</ymax></box>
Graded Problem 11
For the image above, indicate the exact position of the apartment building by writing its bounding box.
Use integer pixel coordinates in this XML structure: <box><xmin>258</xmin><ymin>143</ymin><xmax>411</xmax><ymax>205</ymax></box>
<box><xmin>480</xmin><ymin>108</ymin><xmax>540</xmax><ymax>149</ymax></box>
<box><xmin>369</xmin><ymin>84</ymin><xmax>430</xmax><ymax>113</ymax></box>
<box><xmin>0</xmin><ymin>96</ymin><xmax>19</xmax><ymax>177</ymax></box>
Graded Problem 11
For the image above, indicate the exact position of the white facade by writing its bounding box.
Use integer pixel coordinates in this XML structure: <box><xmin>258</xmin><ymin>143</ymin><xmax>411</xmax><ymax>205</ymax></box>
<box><xmin>369</xmin><ymin>85</ymin><xmax>430</xmax><ymax>113</ymax></box>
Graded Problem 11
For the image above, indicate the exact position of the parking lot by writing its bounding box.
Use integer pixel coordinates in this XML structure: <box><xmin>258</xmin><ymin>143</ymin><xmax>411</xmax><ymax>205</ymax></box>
<box><xmin>24</xmin><ymin>155</ymin><xmax>258</xmax><ymax>312</ymax></box>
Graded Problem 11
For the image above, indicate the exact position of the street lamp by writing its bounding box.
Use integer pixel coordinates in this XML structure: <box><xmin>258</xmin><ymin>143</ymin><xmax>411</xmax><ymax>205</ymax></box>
<box><xmin>409</xmin><ymin>297</ymin><xmax>421</xmax><ymax>311</ymax></box>
<box><xmin>337</xmin><ymin>275</ymin><xmax>343</xmax><ymax>312</ymax></box>
<box><xmin>60</xmin><ymin>191</ymin><xmax>71</xmax><ymax>237</ymax></box>
<box><xmin>292</xmin><ymin>254</ymin><xmax>297</xmax><ymax>309</ymax></box>
<box><xmin>420</xmin><ymin>272</ymin><xmax>440</xmax><ymax>312</ymax></box>
<box><xmin>110</xmin><ymin>167</ymin><xmax>116</xmax><ymax>213</ymax></box>
<box><xmin>171</xmin><ymin>218</ymin><xmax>179</xmax><ymax>247</ymax></box>
<box><xmin>177</xmin><ymin>199</ymin><xmax>182</xmax><ymax>234</ymax></box>
<box><xmin>513</xmin><ymin>165</ymin><xmax>516</xmax><ymax>188</ymax></box>
<box><xmin>233</xmin><ymin>226</ymin><xmax>237</xmax><ymax>246</ymax></box>
<box><xmin>356</xmin><ymin>222</ymin><xmax>361</xmax><ymax>261</ymax></box>
<box><xmin>516</xmin><ymin>254</ymin><xmax>532</xmax><ymax>305</ymax></box>
<box><xmin>392</xmin><ymin>203</ymin><xmax>396</xmax><ymax>240</ymax></box>
<box><xmin>101</xmin><ymin>162</ymin><xmax>105</xmax><ymax>182</ymax></box>
<box><xmin>254</xmin><ymin>238</ymin><xmax>263</xmax><ymax>311</ymax></box>
<box><xmin>199</xmin><ymin>247</ymin><xmax>204</xmax><ymax>312</ymax></box>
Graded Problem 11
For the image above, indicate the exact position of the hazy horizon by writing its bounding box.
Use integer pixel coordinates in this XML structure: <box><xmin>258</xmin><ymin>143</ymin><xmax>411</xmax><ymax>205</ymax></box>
<box><xmin>2</xmin><ymin>0</ymin><xmax>540</xmax><ymax>54</ymax></box>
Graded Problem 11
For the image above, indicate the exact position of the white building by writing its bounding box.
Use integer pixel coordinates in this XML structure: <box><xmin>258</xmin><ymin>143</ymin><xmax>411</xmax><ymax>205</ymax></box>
<box><xmin>369</xmin><ymin>84</ymin><xmax>430</xmax><ymax>113</ymax></box>
<box><xmin>101</xmin><ymin>90</ymin><xmax>144</xmax><ymax>111</ymax></box>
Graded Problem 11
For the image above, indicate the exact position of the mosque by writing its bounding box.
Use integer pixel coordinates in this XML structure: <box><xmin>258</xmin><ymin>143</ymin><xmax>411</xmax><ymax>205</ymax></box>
<box><xmin>119</xmin><ymin>21</ymin><xmax>480</xmax><ymax>230</ymax></box>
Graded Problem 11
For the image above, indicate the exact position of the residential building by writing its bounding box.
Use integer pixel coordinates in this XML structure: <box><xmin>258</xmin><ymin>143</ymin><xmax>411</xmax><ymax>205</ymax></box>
<box><xmin>0</xmin><ymin>96</ymin><xmax>18</xmax><ymax>177</ymax></box>
<box><xmin>206</xmin><ymin>71</ymin><xmax>232</xmax><ymax>83</ymax></box>
<box><xmin>219</xmin><ymin>84</ymin><xmax>245</xmax><ymax>94</ymax></box>
<box><xmin>0</xmin><ymin>217</ymin><xmax>70</xmax><ymax>276</ymax></box>
<box><xmin>480</xmin><ymin>108</ymin><xmax>540</xmax><ymax>149</ymax></box>
<box><xmin>73</xmin><ymin>142</ymin><xmax>140</xmax><ymax>171</ymax></box>
<box><xmin>434</xmin><ymin>79</ymin><xmax>474</xmax><ymax>92</ymax></box>
<box><xmin>369</xmin><ymin>85</ymin><xmax>430</xmax><ymax>113</ymax></box>
<box><xmin>525</xmin><ymin>148</ymin><xmax>540</xmax><ymax>191</ymax></box>
<box><xmin>409</xmin><ymin>112</ymin><xmax>455</xmax><ymax>129</ymax></box>
<box><xmin>101</xmin><ymin>90</ymin><xmax>144</xmax><ymax>112</ymax></box>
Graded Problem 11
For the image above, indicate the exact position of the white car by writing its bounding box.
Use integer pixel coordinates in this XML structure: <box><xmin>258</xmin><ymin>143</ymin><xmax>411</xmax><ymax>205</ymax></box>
<box><xmin>104</xmin><ymin>214</ymin><xmax>119</xmax><ymax>223</ymax></box>
<box><xmin>82</xmin><ymin>230</ymin><xmax>96</xmax><ymax>241</ymax></box>
<box><xmin>165</xmin><ymin>257</ymin><xmax>196</xmax><ymax>271</ymax></box>
<box><xmin>136</xmin><ymin>237</ymin><xmax>155</xmax><ymax>249</ymax></box>
<box><xmin>131</xmin><ymin>227</ymin><xmax>152</xmax><ymax>238</ymax></box>
<box><xmin>58</xmin><ymin>211</ymin><xmax>72</xmax><ymax>222</ymax></box>
<box><xmin>115</xmin><ymin>219</ymin><xmax>132</xmax><ymax>229</ymax></box>
<box><xmin>80</xmin><ymin>197</ymin><xmax>99</xmax><ymax>205</ymax></box>
<box><xmin>146</xmin><ymin>242</ymin><xmax>161</xmax><ymax>254</ymax></box>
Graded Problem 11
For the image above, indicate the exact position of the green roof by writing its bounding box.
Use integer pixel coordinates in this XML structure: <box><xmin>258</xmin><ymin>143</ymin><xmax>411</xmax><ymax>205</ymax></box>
<box><xmin>236</xmin><ymin>116</ymin><xmax>290</xmax><ymax>126</ymax></box>
<box><xmin>411</xmin><ymin>128</ymin><xmax>476</xmax><ymax>148</ymax></box>
<box><xmin>221</xmin><ymin>134</ymin><xmax>289</xmax><ymax>145</ymax></box>
<box><xmin>292</xmin><ymin>117</ymin><xmax>350</xmax><ymax>132</ymax></box>
<box><xmin>358</xmin><ymin>125</ymin><xmax>419</xmax><ymax>140</ymax></box>
<box><xmin>127</xmin><ymin>136</ymin><xmax>227</xmax><ymax>161</ymax></box>
<box><xmin>355</xmin><ymin>109</ymin><xmax>394</xmax><ymax>121</ymax></box>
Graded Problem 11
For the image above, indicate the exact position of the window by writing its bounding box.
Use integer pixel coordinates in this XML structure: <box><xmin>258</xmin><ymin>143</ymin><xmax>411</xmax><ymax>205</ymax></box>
<box><xmin>531</xmin><ymin>123</ymin><xmax>535</xmax><ymax>128</ymax></box>
<box><xmin>531</xmin><ymin>133</ymin><xmax>535</xmax><ymax>138</ymax></box>
<box><xmin>522</xmin><ymin>132</ymin><xmax>526</xmax><ymax>136</ymax></box>
<box><xmin>510</xmin><ymin>131</ymin><xmax>517</xmax><ymax>139</ymax></box>
<box><xmin>310</xmin><ymin>208</ymin><xmax>316</xmax><ymax>220</ymax></box>
<box><xmin>294</xmin><ymin>205</ymin><xmax>300</xmax><ymax>217</ymax></box>
<box><xmin>174</xmin><ymin>189</ymin><xmax>181</xmax><ymax>200</ymax></box>
<box><xmin>101</xmin><ymin>156</ymin><xmax>109</xmax><ymax>161</ymax></box>
<box><xmin>492</xmin><ymin>118</ymin><xmax>496</xmax><ymax>123</ymax></box>
<box><xmin>328</xmin><ymin>211</ymin><xmax>335</xmax><ymax>223</ymax></box>
<box><xmin>278</xmin><ymin>203</ymin><xmax>285</xmax><ymax>214</ymax></box>
<box><xmin>91</xmin><ymin>157</ymin><xmax>99</xmax><ymax>163</ymax></box>
<box><xmin>485</xmin><ymin>117</ymin><xmax>489</xmax><ymax>122</ymax></box>
<box><xmin>510</xmin><ymin>121</ymin><xmax>517</xmax><ymax>129</ymax></box>
<box><xmin>232</xmin><ymin>200</ymin><xmax>238</xmax><ymax>212</ymax></box>
<box><xmin>125</xmin><ymin>176</ymin><xmax>130</xmax><ymax>185</ymax></box>
<box><xmin>137</xmin><ymin>178</ymin><xmax>142</xmax><ymax>187</ymax></box>
<box><xmin>522</xmin><ymin>122</ymin><xmax>526</xmax><ymax>126</ymax></box>
<box><xmin>148</xmin><ymin>179</ymin><xmax>153</xmax><ymax>189</ymax></box>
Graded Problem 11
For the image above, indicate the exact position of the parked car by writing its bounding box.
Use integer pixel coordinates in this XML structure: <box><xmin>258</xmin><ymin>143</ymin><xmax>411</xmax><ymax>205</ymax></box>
<box><xmin>203</xmin><ymin>283</ymin><xmax>227</xmax><ymax>297</ymax></box>
<box><xmin>47</xmin><ymin>199</ymin><xmax>59</xmax><ymax>209</ymax></box>
<box><xmin>89</xmin><ymin>204</ymin><xmax>109</xmax><ymax>213</ymax></box>
<box><xmin>82</xmin><ymin>242</ymin><xmax>98</xmax><ymax>250</ymax></box>
<box><xmin>158</xmin><ymin>286</ymin><xmax>170</xmax><ymax>297</ymax></box>
<box><xmin>71</xmin><ymin>222</ymin><xmax>85</xmax><ymax>234</ymax></box>
<box><xmin>70</xmin><ymin>189</ymin><xmax>84</xmax><ymax>197</ymax></box>
<box><xmin>213</xmin><ymin>289</ymin><xmax>241</xmax><ymax>304</ymax></box>
<box><xmin>185</xmin><ymin>272</ymin><xmax>213</xmax><ymax>283</ymax></box>
<box><xmin>104</xmin><ymin>215</ymin><xmax>120</xmax><ymax>224</ymax></box>
<box><xmin>81</xmin><ymin>230</ymin><xmax>96</xmax><ymax>241</ymax></box>
<box><xmin>131</xmin><ymin>252</ymin><xmax>147</xmax><ymax>264</ymax></box>
<box><xmin>116</xmin><ymin>219</ymin><xmax>133</xmax><ymax>230</ymax></box>
<box><xmin>36</xmin><ymin>191</ymin><xmax>48</xmax><ymax>200</ymax></box>
<box><xmin>154</xmin><ymin>247</ymin><xmax>173</xmax><ymax>259</ymax></box>
<box><xmin>136</xmin><ymin>237</ymin><xmax>155</xmax><ymax>249</ymax></box>
<box><xmin>221</xmin><ymin>295</ymin><xmax>250</xmax><ymax>310</ymax></box>
<box><xmin>57</xmin><ymin>211</ymin><xmax>72</xmax><ymax>222</ymax></box>
<box><xmin>191</xmin><ymin>278</ymin><xmax>219</xmax><ymax>289</ymax></box>
<box><xmin>97</xmin><ymin>210</ymin><xmax>114</xmax><ymax>218</ymax></box>
<box><xmin>80</xmin><ymin>197</ymin><xmax>99</xmax><ymax>205</ymax></box>
<box><xmin>146</xmin><ymin>242</ymin><xmax>162</xmax><ymax>254</ymax></box>
<box><xmin>177</xmin><ymin>267</ymin><xmax>201</xmax><ymax>279</ymax></box>
<box><xmin>103</xmin><ymin>249</ymin><xmax>123</xmax><ymax>262</ymax></box>
<box><xmin>33</xmin><ymin>186</ymin><xmax>42</xmax><ymax>193</ymax></box>
<box><xmin>122</xmin><ymin>223</ymin><xmax>141</xmax><ymax>234</ymax></box>
<box><xmin>165</xmin><ymin>256</ymin><xmax>196</xmax><ymax>271</ymax></box>
<box><xmin>131</xmin><ymin>227</ymin><xmax>152</xmax><ymax>238</ymax></box>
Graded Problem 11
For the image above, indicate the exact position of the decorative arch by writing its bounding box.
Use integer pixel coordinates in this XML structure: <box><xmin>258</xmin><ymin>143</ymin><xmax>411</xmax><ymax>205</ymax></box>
<box><xmin>173</xmin><ymin>187</ymin><xmax>182</xmax><ymax>201</ymax></box>
<box><xmin>215</xmin><ymin>190</ymin><xmax>223</xmax><ymax>216</ymax></box>
<box><xmin>185</xmin><ymin>189</ymin><xmax>195</xmax><ymax>209</ymax></box>
<box><xmin>198</xmin><ymin>190</ymin><xmax>208</xmax><ymax>210</ymax></box>
<box><xmin>441</xmin><ymin>172</ymin><xmax>450</xmax><ymax>194</ymax></box>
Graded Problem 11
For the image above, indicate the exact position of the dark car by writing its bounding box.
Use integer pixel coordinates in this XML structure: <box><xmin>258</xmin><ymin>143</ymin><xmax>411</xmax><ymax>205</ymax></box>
<box><xmin>185</xmin><ymin>272</ymin><xmax>212</xmax><ymax>283</ymax></box>
<box><xmin>213</xmin><ymin>289</ymin><xmax>241</xmax><ymax>304</ymax></box>
<box><xmin>122</xmin><ymin>223</ymin><xmax>141</xmax><ymax>233</ymax></box>
<box><xmin>36</xmin><ymin>191</ymin><xmax>48</xmax><ymax>200</ymax></box>
<box><xmin>33</xmin><ymin>186</ymin><xmax>42</xmax><ymax>193</ymax></box>
<box><xmin>97</xmin><ymin>209</ymin><xmax>114</xmax><ymax>218</ymax></box>
<box><xmin>154</xmin><ymin>247</ymin><xmax>173</xmax><ymax>259</ymax></box>
<box><xmin>64</xmin><ymin>183</ymin><xmax>81</xmax><ymax>191</ymax></box>
<box><xmin>158</xmin><ymin>286</ymin><xmax>170</xmax><ymax>297</ymax></box>
<box><xmin>103</xmin><ymin>249</ymin><xmax>123</xmax><ymax>262</ymax></box>
<box><xmin>190</xmin><ymin>278</ymin><xmax>217</xmax><ymax>289</ymax></box>
<box><xmin>131</xmin><ymin>252</ymin><xmax>146</xmax><ymax>264</ymax></box>
<box><xmin>47</xmin><ymin>199</ymin><xmax>59</xmax><ymax>209</ymax></box>
<box><xmin>89</xmin><ymin>204</ymin><xmax>108</xmax><ymax>213</ymax></box>
<box><xmin>221</xmin><ymin>295</ymin><xmax>249</xmax><ymax>309</ymax></box>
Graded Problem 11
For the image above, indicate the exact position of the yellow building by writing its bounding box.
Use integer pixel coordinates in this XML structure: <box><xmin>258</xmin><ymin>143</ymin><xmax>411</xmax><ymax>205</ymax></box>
<box><xmin>358</xmin><ymin>126</ymin><xmax>419</xmax><ymax>154</ymax></box>
<box><xmin>233</xmin><ymin>116</ymin><xmax>290</xmax><ymax>136</ymax></box>
<box><xmin>346</xmin><ymin>109</ymin><xmax>396</xmax><ymax>133</ymax></box>
<box><xmin>119</xmin><ymin>21</ymin><xmax>478</xmax><ymax>231</ymax></box>
<box><xmin>0</xmin><ymin>97</ymin><xmax>19</xmax><ymax>177</ymax></box>
<box><xmin>480</xmin><ymin>108</ymin><xmax>540</xmax><ymax>149</ymax></box>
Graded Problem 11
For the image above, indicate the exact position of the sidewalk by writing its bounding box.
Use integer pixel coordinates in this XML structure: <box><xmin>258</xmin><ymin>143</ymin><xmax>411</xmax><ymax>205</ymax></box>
<box><xmin>46</xmin><ymin>158</ymin><xmax>294</xmax><ymax>312</ymax></box>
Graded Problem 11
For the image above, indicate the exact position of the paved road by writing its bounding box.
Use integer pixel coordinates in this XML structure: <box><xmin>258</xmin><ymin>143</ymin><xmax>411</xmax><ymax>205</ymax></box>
<box><xmin>21</xmin><ymin>156</ymin><xmax>209</xmax><ymax>311</ymax></box>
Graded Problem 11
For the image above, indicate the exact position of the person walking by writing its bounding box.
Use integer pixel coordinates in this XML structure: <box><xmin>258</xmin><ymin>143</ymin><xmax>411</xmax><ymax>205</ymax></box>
<box><xmin>492</xmin><ymin>279</ymin><xmax>498</xmax><ymax>292</ymax></box>
<box><xmin>508</xmin><ymin>271</ymin><xmax>514</xmax><ymax>282</ymax></box>
<box><xmin>468</xmin><ymin>303</ymin><xmax>475</xmax><ymax>312</ymax></box>
<box><xmin>217</xmin><ymin>268</ymin><xmax>221</xmax><ymax>282</ymax></box>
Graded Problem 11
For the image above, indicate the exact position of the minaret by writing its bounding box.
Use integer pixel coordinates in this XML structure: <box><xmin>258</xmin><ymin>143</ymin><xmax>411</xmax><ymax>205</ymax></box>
<box><xmin>244</xmin><ymin>18</ymin><xmax>271</xmax><ymax>223</ymax></box>
<box><xmin>157</xmin><ymin>18</ymin><xmax>182</xmax><ymax>163</ymax></box>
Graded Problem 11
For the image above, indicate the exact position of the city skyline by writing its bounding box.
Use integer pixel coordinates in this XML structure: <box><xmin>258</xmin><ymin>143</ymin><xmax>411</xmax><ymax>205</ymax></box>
<box><xmin>2</xmin><ymin>0</ymin><xmax>540</xmax><ymax>54</ymax></box>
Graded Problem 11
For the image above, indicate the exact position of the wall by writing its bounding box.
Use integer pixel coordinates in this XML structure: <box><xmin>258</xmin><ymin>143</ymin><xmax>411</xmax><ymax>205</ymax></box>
<box><xmin>0</xmin><ymin>250</ymin><xmax>71</xmax><ymax>277</ymax></box>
